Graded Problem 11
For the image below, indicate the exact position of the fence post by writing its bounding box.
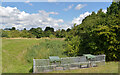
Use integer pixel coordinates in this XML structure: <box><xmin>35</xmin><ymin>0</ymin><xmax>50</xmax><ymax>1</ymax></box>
<box><xmin>33</xmin><ymin>59</ymin><xmax>35</xmax><ymax>73</ymax></box>
<box><xmin>103</xmin><ymin>54</ymin><xmax>106</xmax><ymax>65</ymax></box>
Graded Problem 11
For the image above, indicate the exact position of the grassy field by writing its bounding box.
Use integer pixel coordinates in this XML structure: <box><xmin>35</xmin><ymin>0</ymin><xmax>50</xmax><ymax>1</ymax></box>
<box><xmin>2</xmin><ymin>38</ymin><xmax>119</xmax><ymax>73</ymax></box>
<box><xmin>2</xmin><ymin>38</ymin><xmax>66</xmax><ymax>73</ymax></box>
<box><xmin>2</xmin><ymin>38</ymin><xmax>40</xmax><ymax>73</ymax></box>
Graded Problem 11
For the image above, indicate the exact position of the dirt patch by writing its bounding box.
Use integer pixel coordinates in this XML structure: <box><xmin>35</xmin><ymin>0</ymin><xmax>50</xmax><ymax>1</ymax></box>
<box><xmin>2</xmin><ymin>37</ymin><xmax>65</xmax><ymax>40</ymax></box>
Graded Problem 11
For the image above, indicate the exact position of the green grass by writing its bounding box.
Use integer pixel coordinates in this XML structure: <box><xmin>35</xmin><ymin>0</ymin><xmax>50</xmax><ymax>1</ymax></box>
<box><xmin>2</xmin><ymin>38</ymin><xmax>119</xmax><ymax>73</ymax></box>
<box><xmin>2</xmin><ymin>38</ymin><xmax>66</xmax><ymax>73</ymax></box>
<box><xmin>25</xmin><ymin>39</ymin><xmax>67</xmax><ymax>63</ymax></box>
<box><xmin>2</xmin><ymin>38</ymin><xmax>41</xmax><ymax>73</ymax></box>
<box><xmin>50</xmin><ymin>62</ymin><xmax>118</xmax><ymax>73</ymax></box>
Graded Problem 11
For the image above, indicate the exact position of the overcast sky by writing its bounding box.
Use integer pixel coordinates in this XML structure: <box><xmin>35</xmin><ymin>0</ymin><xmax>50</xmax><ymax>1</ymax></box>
<box><xmin>0</xmin><ymin>2</ymin><xmax>112</xmax><ymax>30</ymax></box>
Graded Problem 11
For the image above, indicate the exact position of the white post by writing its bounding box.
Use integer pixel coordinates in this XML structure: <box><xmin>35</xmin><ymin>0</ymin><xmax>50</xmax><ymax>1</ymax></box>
<box><xmin>103</xmin><ymin>54</ymin><xmax>106</xmax><ymax>65</ymax></box>
<box><xmin>33</xmin><ymin>59</ymin><xmax>35</xmax><ymax>73</ymax></box>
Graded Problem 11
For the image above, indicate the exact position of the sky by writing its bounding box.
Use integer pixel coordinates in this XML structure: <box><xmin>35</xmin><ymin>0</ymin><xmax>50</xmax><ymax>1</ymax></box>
<box><xmin>0</xmin><ymin>2</ymin><xmax>112</xmax><ymax>30</ymax></box>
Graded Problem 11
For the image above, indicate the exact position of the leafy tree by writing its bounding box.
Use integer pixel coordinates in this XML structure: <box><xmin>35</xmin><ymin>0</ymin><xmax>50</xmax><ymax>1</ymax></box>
<box><xmin>4</xmin><ymin>28</ymin><xmax>11</xmax><ymax>30</ymax></box>
<box><xmin>29</xmin><ymin>27</ymin><xmax>43</xmax><ymax>38</ymax></box>
<box><xmin>44</xmin><ymin>27</ymin><xmax>55</xmax><ymax>37</ymax></box>
<box><xmin>24</xmin><ymin>28</ymin><xmax>26</xmax><ymax>30</ymax></box>
<box><xmin>43</xmin><ymin>30</ymin><xmax>52</xmax><ymax>37</ymax></box>
<box><xmin>20</xmin><ymin>30</ymin><xmax>35</xmax><ymax>38</ymax></box>
<box><xmin>66</xmin><ymin>28</ymin><xmax>71</xmax><ymax>32</ymax></box>
<box><xmin>44</xmin><ymin>27</ymin><xmax>54</xmax><ymax>32</ymax></box>
<box><xmin>65</xmin><ymin>2</ymin><xmax>120</xmax><ymax>61</ymax></box>
<box><xmin>7</xmin><ymin>30</ymin><xmax>20</xmax><ymax>38</ymax></box>
<box><xmin>49</xmin><ymin>34</ymin><xmax>56</xmax><ymax>39</ymax></box>
<box><xmin>11</xmin><ymin>27</ymin><xmax>16</xmax><ymax>30</ymax></box>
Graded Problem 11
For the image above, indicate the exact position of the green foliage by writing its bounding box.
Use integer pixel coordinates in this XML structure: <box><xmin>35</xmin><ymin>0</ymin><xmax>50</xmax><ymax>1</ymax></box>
<box><xmin>11</xmin><ymin>27</ymin><xmax>16</xmax><ymax>30</ymax></box>
<box><xmin>20</xmin><ymin>30</ymin><xmax>35</xmax><ymax>38</ymax></box>
<box><xmin>2</xmin><ymin>27</ymin><xmax>68</xmax><ymax>38</ymax></box>
<box><xmin>25</xmin><ymin>39</ymin><xmax>66</xmax><ymax>63</ymax></box>
<box><xmin>2</xmin><ymin>38</ymin><xmax>66</xmax><ymax>73</ymax></box>
<box><xmin>65</xmin><ymin>2</ymin><xmax>120</xmax><ymax>61</ymax></box>
<box><xmin>92</xmin><ymin>25</ymin><xmax>120</xmax><ymax>61</ymax></box>
<box><xmin>44</xmin><ymin>27</ymin><xmax>54</xmax><ymax>32</ymax></box>
<box><xmin>7</xmin><ymin>30</ymin><xmax>21</xmax><ymax>38</ymax></box>
<box><xmin>66</xmin><ymin>28</ymin><xmax>71</xmax><ymax>32</ymax></box>
<box><xmin>29</xmin><ymin>27</ymin><xmax>43</xmax><ymax>38</ymax></box>
<box><xmin>49</xmin><ymin>34</ymin><xmax>56</xmax><ymax>39</ymax></box>
<box><xmin>1</xmin><ymin>30</ymin><xmax>9</xmax><ymax>38</ymax></box>
<box><xmin>2</xmin><ymin>29</ymin><xmax>35</xmax><ymax>38</ymax></box>
<box><xmin>44</xmin><ymin>30</ymin><xmax>52</xmax><ymax>37</ymax></box>
<box><xmin>55</xmin><ymin>29</ymin><xmax>66</xmax><ymax>38</ymax></box>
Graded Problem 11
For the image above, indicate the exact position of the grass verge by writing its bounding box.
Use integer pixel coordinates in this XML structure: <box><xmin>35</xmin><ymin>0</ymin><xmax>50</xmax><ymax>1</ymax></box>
<box><xmin>50</xmin><ymin>62</ymin><xmax>118</xmax><ymax>73</ymax></box>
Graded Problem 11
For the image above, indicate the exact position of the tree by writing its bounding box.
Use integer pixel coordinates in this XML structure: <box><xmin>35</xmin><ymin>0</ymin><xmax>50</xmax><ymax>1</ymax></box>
<box><xmin>44</xmin><ymin>27</ymin><xmax>54</xmax><ymax>37</ymax></box>
<box><xmin>20</xmin><ymin>30</ymin><xmax>35</xmax><ymax>38</ymax></box>
<box><xmin>66</xmin><ymin>28</ymin><xmax>71</xmax><ymax>32</ymax></box>
<box><xmin>24</xmin><ymin>28</ymin><xmax>26</xmax><ymax>30</ymax></box>
<box><xmin>44</xmin><ymin>30</ymin><xmax>52</xmax><ymax>37</ymax></box>
<box><xmin>29</xmin><ymin>27</ymin><xmax>43</xmax><ymax>38</ymax></box>
<box><xmin>44</xmin><ymin>27</ymin><xmax>54</xmax><ymax>32</ymax></box>
<box><xmin>64</xmin><ymin>2</ymin><xmax>120</xmax><ymax>61</ymax></box>
<box><xmin>11</xmin><ymin>27</ymin><xmax>16</xmax><ymax>30</ymax></box>
<box><xmin>55</xmin><ymin>29</ymin><xmax>66</xmax><ymax>38</ymax></box>
<box><xmin>4</xmin><ymin>28</ymin><xmax>11</xmax><ymax>30</ymax></box>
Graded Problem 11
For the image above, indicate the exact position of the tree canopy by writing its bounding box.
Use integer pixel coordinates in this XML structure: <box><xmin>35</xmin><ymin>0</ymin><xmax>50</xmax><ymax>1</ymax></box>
<box><xmin>64</xmin><ymin>2</ymin><xmax>120</xmax><ymax>61</ymax></box>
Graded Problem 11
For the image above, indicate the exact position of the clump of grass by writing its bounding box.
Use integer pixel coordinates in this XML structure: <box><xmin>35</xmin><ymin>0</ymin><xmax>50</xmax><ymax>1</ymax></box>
<box><xmin>25</xmin><ymin>39</ymin><xmax>67</xmax><ymax>63</ymax></box>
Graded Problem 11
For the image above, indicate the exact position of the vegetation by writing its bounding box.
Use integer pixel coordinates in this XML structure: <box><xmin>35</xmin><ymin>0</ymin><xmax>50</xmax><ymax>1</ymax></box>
<box><xmin>25</xmin><ymin>39</ymin><xmax>67</xmax><ymax>63</ymax></box>
<box><xmin>1</xmin><ymin>26</ymin><xmax>70</xmax><ymax>38</ymax></box>
<box><xmin>64</xmin><ymin>2</ymin><xmax>120</xmax><ymax>61</ymax></box>
<box><xmin>51</xmin><ymin>62</ymin><xmax>118</xmax><ymax>73</ymax></box>
<box><xmin>2</xmin><ymin>39</ymin><xmax>40</xmax><ymax>73</ymax></box>
<box><xmin>1</xmin><ymin>1</ymin><xmax>120</xmax><ymax>73</ymax></box>
<box><xmin>2</xmin><ymin>38</ymin><xmax>66</xmax><ymax>73</ymax></box>
<box><xmin>2</xmin><ymin>38</ymin><xmax>119</xmax><ymax>73</ymax></box>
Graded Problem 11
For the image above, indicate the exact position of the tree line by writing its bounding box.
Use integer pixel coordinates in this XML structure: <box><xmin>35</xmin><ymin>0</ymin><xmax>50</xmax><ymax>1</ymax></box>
<box><xmin>1</xmin><ymin>27</ymin><xmax>71</xmax><ymax>38</ymax></box>
<box><xmin>64</xmin><ymin>2</ymin><xmax>120</xmax><ymax>61</ymax></box>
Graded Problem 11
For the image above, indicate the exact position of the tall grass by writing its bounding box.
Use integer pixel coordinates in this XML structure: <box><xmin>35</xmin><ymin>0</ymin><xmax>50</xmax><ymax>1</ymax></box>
<box><xmin>25</xmin><ymin>39</ymin><xmax>67</xmax><ymax>63</ymax></box>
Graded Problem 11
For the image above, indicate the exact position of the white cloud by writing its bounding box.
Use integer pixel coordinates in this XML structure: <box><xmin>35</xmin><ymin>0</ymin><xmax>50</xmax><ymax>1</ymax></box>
<box><xmin>102</xmin><ymin>9</ymin><xmax>107</xmax><ymax>13</ymax></box>
<box><xmin>48</xmin><ymin>12</ymin><xmax>59</xmax><ymax>15</ymax></box>
<box><xmin>64</xmin><ymin>4</ymin><xmax>74</xmax><ymax>11</ymax></box>
<box><xmin>25</xmin><ymin>0</ymin><xmax>30</xmax><ymax>3</ymax></box>
<box><xmin>38</xmin><ymin>10</ymin><xmax>59</xmax><ymax>16</ymax></box>
<box><xmin>24</xmin><ymin>0</ymin><xmax>33</xmax><ymax>6</ymax></box>
<box><xmin>48</xmin><ymin>0</ymin><xmax>57</xmax><ymax>2</ymax></box>
<box><xmin>72</xmin><ymin>12</ymin><xmax>91</xmax><ymax>25</ymax></box>
<box><xmin>75</xmin><ymin>4</ymin><xmax>87</xmax><ymax>10</ymax></box>
<box><xmin>0</xmin><ymin>6</ymin><xmax>65</xmax><ymax>30</ymax></box>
